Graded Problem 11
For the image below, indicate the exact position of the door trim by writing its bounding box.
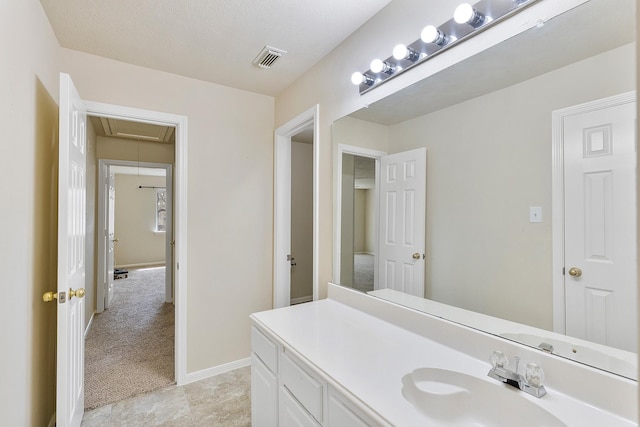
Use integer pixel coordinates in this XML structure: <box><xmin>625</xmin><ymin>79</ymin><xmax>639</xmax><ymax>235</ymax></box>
<box><xmin>85</xmin><ymin>100</ymin><xmax>189</xmax><ymax>385</ymax></box>
<box><xmin>551</xmin><ymin>91</ymin><xmax>636</xmax><ymax>334</ymax></box>
<box><xmin>274</xmin><ymin>105</ymin><xmax>319</xmax><ymax>308</ymax></box>
<box><xmin>333</xmin><ymin>144</ymin><xmax>386</xmax><ymax>286</ymax></box>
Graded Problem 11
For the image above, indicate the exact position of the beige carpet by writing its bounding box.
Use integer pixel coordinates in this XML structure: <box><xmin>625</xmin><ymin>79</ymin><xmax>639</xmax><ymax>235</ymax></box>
<box><xmin>84</xmin><ymin>267</ymin><xmax>175</xmax><ymax>410</ymax></box>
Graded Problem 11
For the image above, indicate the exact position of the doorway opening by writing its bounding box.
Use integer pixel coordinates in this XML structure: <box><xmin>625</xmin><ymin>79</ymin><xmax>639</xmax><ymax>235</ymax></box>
<box><xmin>85</xmin><ymin>116</ymin><xmax>177</xmax><ymax>409</ymax></box>
<box><xmin>273</xmin><ymin>105</ymin><xmax>320</xmax><ymax>308</ymax></box>
<box><xmin>334</xmin><ymin>145</ymin><xmax>386</xmax><ymax>292</ymax></box>
<box><xmin>289</xmin><ymin>128</ymin><xmax>314</xmax><ymax>305</ymax></box>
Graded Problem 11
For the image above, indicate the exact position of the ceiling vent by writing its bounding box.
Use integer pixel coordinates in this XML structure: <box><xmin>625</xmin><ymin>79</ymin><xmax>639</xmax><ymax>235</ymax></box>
<box><xmin>253</xmin><ymin>45</ymin><xmax>287</xmax><ymax>69</ymax></box>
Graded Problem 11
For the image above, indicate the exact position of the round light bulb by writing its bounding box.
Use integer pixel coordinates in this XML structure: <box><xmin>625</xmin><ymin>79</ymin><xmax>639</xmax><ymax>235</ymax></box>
<box><xmin>370</xmin><ymin>58</ymin><xmax>384</xmax><ymax>73</ymax></box>
<box><xmin>421</xmin><ymin>25</ymin><xmax>439</xmax><ymax>43</ymax></box>
<box><xmin>351</xmin><ymin>72</ymin><xmax>364</xmax><ymax>85</ymax></box>
<box><xmin>454</xmin><ymin>3</ymin><xmax>474</xmax><ymax>24</ymax></box>
<box><xmin>393</xmin><ymin>44</ymin><xmax>409</xmax><ymax>60</ymax></box>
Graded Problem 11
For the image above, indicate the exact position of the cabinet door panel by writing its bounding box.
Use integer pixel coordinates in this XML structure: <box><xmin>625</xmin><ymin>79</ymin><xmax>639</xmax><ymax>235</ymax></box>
<box><xmin>328</xmin><ymin>390</ymin><xmax>377</xmax><ymax>427</ymax></box>
<box><xmin>251</xmin><ymin>354</ymin><xmax>278</xmax><ymax>427</ymax></box>
<box><xmin>279</xmin><ymin>386</ymin><xmax>321</xmax><ymax>427</ymax></box>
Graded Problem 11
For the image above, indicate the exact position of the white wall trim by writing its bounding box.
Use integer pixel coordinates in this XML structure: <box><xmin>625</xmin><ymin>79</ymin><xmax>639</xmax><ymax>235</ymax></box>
<box><xmin>334</xmin><ymin>144</ymin><xmax>386</xmax><ymax>286</ymax></box>
<box><xmin>84</xmin><ymin>313</ymin><xmax>94</xmax><ymax>338</ymax></box>
<box><xmin>116</xmin><ymin>262</ymin><xmax>167</xmax><ymax>269</ymax></box>
<box><xmin>85</xmin><ymin>100</ymin><xmax>189</xmax><ymax>386</ymax></box>
<box><xmin>551</xmin><ymin>91</ymin><xmax>636</xmax><ymax>334</ymax></box>
<box><xmin>274</xmin><ymin>105</ymin><xmax>320</xmax><ymax>308</ymax></box>
<box><xmin>184</xmin><ymin>357</ymin><xmax>251</xmax><ymax>385</ymax></box>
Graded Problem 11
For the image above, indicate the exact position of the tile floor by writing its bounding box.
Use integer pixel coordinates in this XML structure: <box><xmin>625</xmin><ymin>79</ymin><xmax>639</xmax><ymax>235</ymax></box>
<box><xmin>81</xmin><ymin>366</ymin><xmax>251</xmax><ymax>427</ymax></box>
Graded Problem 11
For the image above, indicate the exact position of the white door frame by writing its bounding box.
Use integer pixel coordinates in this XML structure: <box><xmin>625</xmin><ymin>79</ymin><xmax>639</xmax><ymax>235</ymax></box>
<box><xmin>333</xmin><ymin>144</ymin><xmax>386</xmax><ymax>286</ymax></box>
<box><xmin>551</xmin><ymin>90</ymin><xmax>636</xmax><ymax>334</ymax></box>
<box><xmin>85</xmin><ymin>100</ymin><xmax>189</xmax><ymax>385</ymax></box>
<box><xmin>274</xmin><ymin>105</ymin><xmax>320</xmax><ymax>308</ymax></box>
<box><xmin>97</xmin><ymin>160</ymin><xmax>174</xmax><ymax>310</ymax></box>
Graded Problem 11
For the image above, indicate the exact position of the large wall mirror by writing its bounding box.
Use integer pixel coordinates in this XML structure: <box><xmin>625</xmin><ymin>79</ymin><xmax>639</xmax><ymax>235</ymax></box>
<box><xmin>332</xmin><ymin>0</ymin><xmax>637</xmax><ymax>380</ymax></box>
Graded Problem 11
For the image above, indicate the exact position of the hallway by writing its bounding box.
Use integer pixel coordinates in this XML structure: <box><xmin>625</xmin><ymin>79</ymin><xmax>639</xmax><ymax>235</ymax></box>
<box><xmin>85</xmin><ymin>267</ymin><xmax>174</xmax><ymax>410</ymax></box>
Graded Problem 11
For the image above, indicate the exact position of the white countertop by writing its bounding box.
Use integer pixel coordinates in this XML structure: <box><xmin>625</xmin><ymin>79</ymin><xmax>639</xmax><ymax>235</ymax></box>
<box><xmin>251</xmin><ymin>297</ymin><xmax>637</xmax><ymax>427</ymax></box>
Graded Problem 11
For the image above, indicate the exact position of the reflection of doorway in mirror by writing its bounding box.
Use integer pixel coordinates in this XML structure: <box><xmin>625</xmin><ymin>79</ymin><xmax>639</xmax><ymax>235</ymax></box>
<box><xmin>558</xmin><ymin>93</ymin><xmax>637</xmax><ymax>353</ymax></box>
<box><xmin>341</xmin><ymin>154</ymin><xmax>377</xmax><ymax>292</ymax></box>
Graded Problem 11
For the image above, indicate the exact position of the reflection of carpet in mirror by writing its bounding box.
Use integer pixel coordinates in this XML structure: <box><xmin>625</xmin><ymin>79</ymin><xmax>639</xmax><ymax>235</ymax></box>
<box><xmin>353</xmin><ymin>253</ymin><xmax>374</xmax><ymax>293</ymax></box>
<box><xmin>84</xmin><ymin>267</ymin><xmax>174</xmax><ymax>410</ymax></box>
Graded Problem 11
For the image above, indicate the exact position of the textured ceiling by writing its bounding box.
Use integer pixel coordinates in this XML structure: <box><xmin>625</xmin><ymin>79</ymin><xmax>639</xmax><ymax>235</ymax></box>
<box><xmin>40</xmin><ymin>0</ymin><xmax>391</xmax><ymax>97</ymax></box>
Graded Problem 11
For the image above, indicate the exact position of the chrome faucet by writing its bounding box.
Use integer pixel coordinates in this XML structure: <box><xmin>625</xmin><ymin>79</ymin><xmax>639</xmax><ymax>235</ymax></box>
<box><xmin>487</xmin><ymin>351</ymin><xmax>547</xmax><ymax>398</ymax></box>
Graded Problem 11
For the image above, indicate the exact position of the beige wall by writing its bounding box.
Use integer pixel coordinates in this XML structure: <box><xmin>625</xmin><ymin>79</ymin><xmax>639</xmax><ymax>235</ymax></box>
<box><xmin>114</xmin><ymin>174</ymin><xmax>167</xmax><ymax>267</ymax></box>
<box><xmin>385</xmin><ymin>43</ymin><xmax>635</xmax><ymax>330</ymax></box>
<box><xmin>59</xmin><ymin>48</ymin><xmax>275</xmax><ymax>373</ymax></box>
<box><xmin>276</xmin><ymin>0</ymin><xmax>597</xmax><ymax>300</ymax></box>
<box><xmin>0</xmin><ymin>0</ymin><xmax>60</xmax><ymax>425</ymax></box>
<box><xmin>290</xmin><ymin>141</ymin><xmax>314</xmax><ymax>300</ymax></box>
<box><xmin>364</xmin><ymin>189</ymin><xmax>376</xmax><ymax>253</ymax></box>
<box><xmin>354</xmin><ymin>189</ymin><xmax>366</xmax><ymax>253</ymax></box>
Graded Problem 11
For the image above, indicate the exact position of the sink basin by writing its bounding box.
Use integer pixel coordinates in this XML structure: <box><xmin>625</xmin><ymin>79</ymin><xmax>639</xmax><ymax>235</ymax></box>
<box><xmin>402</xmin><ymin>368</ymin><xmax>567</xmax><ymax>427</ymax></box>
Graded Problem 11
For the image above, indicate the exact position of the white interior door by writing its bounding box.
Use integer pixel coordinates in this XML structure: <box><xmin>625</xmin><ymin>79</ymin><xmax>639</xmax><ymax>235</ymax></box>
<box><xmin>564</xmin><ymin>99</ymin><xmax>637</xmax><ymax>353</ymax></box>
<box><xmin>106</xmin><ymin>168</ymin><xmax>116</xmax><ymax>308</ymax></box>
<box><xmin>57</xmin><ymin>73</ymin><xmax>87</xmax><ymax>427</ymax></box>
<box><xmin>378</xmin><ymin>148</ymin><xmax>427</xmax><ymax>297</ymax></box>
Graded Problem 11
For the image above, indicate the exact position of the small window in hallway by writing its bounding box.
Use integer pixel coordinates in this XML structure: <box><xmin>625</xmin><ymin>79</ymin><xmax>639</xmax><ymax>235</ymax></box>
<box><xmin>156</xmin><ymin>188</ymin><xmax>167</xmax><ymax>232</ymax></box>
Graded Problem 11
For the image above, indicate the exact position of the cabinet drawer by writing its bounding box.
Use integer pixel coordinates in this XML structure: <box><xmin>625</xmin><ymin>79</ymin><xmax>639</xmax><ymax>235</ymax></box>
<box><xmin>280</xmin><ymin>350</ymin><xmax>324</xmax><ymax>423</ymax></box>
<box><xmin>252</xmin><ymin>325</ymin><xmax>278</xmax><ymax>373</ymax></box>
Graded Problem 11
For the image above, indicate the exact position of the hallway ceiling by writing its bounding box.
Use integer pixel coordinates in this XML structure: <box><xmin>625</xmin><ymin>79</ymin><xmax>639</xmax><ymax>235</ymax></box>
<box><xmin>40</xmin><ymin>0</ymin><xmax>391</xmax><ymax>97</ymax></box>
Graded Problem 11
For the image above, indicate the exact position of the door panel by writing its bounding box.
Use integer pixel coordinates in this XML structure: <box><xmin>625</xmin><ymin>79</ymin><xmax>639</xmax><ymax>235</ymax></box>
<box><xmin>57</xmin><ymin>73</ymin><xmax>86</xmax><ymax>427</ymax></box>
<box><xmin>106</xmin><ymin>168</ymin><xmax>115</xmax><ymax>308</ymax></box>
<box><xmin>564</xmin><ymin>100</ymin><xmax>637</xmax><ymax>353</ymax></box>
<box><xmin>378</xmin><ymin>148</ymin><xmax>426</xmax><ymax>298</ymax></box>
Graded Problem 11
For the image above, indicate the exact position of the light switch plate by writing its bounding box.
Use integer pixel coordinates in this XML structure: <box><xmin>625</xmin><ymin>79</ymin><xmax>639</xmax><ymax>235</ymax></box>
<box><xmin>530</xmin><ymin>206</ymin><xmax>542</xmax><ymax>223</ymax></box>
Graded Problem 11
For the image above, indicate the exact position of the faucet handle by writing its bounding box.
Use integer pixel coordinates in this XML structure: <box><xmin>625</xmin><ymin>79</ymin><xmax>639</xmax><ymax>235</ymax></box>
<box><xmin>490</xmin><ymin>350</ymin><xmax>509</xmax><ymax>368</ymax></box>
<box><xmin>525</xmin><ymin>362</ymin><xmax>545</xmax><ymax>388</ymax></box>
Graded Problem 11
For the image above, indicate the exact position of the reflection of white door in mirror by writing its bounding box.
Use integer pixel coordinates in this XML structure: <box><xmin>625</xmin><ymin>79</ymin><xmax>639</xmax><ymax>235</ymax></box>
<box><xmin>378</xmin><ymin>148</ymin><xmax>427</xmax><ymax>298</ymax></box>
<box><xmin>562</xmin><ymin>96</ymin><xmax>637</xmax><ymax>353</ymax></box>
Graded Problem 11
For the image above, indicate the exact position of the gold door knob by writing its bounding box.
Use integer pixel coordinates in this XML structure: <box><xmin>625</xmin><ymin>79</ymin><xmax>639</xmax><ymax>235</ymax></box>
<box><xmin>412</xmin><ymin>253</ymin><xmax>421</xmax><ymax>260</ymax></box>
<box><xmin>43</xmin><ymin>291</ymin><xmax>58</xmax><ymax>302</ymax></box>
<box><xmin>69</xmin><ymin>288</ymin><xmax>86</xmax><ymax>299</ymax></box>
<box><xmin>112</xmin><ymin>238</ymin><xmax>119</xmax><ymax>243</ymax></box>
<box><xmin>568</xmin><ymin>267</ymin><xmax>582</xmax><ymax>278</ymax></box>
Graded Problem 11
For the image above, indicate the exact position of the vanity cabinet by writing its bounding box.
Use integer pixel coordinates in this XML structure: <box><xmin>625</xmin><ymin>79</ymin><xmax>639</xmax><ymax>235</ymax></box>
<box><xmin>251</xmin><ymin>326</ymin><xmax>278</xmax><ymax>427</ymax></box>
<box><xmin>251</xmin><ymin>324</ymin><xmax>383</xmax><ymax>427</ymax></box>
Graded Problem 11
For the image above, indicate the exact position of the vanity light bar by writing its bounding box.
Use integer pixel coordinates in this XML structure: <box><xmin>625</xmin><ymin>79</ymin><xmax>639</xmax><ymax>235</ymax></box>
<box><xmin>352</xmin><ymin>0</ymin><xmax>539</xmax><ymax>95</ymax></box>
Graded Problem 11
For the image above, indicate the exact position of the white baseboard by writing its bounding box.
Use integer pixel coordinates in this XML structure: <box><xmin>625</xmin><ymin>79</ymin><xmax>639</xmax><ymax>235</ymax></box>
<box><xmin>183</xmin><ymin>357</ymin><xmax>251</xmax><ymax>385</ymax></box>
<box><xmin>116</xmin><ymin>262</ymin><xmax>166</xmax><ymax>269</ymax></box>
<box><xmin>47</xmin><ymin>413</ymin><xmax>55</xmax><ymax>427</ymax></box>
<box><xmin>84</xmin><ymin>312</ymin><xmax>95</xmax><ymax>338</ymax></box>
<box><xmin>291</xmin><ymin>295</ymin><xmax>313</xmax><ymax>305</ymax></box>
